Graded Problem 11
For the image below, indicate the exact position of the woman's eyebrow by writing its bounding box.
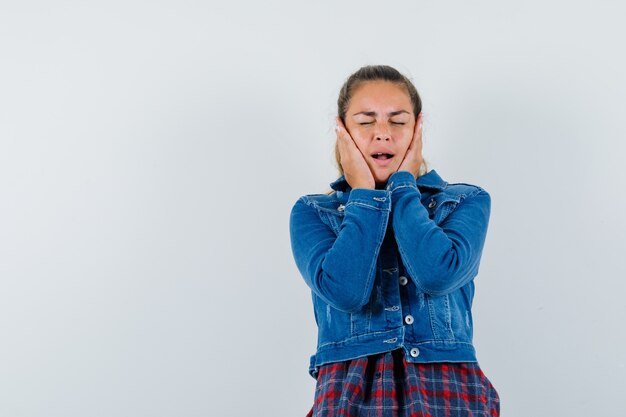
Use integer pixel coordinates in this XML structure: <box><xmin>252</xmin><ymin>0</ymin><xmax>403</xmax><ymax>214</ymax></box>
<box><xmin>352</xmin><ymin>110</ymin><xmax>410</xmax><ymax>116</ymax></box>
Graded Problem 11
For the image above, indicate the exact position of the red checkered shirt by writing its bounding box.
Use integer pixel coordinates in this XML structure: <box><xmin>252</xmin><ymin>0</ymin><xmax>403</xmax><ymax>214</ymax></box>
<box><xmin>306</xmin><ymin>348</ymin><xmax>500</xmax><ymax>417</ymax></box>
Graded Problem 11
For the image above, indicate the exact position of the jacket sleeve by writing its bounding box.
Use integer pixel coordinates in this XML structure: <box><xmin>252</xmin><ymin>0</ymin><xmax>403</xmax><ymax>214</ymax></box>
<box><xmin>388</xmin><ymin>170</ymin><xmax>491</xmax><ymax>296</ymax></box>
<box><xmin>289</xmin><ymin>188</ymin><xmax>391</xmax><ymax>312</ymax></box>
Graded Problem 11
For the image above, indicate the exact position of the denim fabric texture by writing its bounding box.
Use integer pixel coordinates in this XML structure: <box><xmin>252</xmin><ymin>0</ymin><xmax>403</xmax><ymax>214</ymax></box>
<box><xmin>289</xmin><ymin>169</ymin><xmax>491</xmax><ymax>378</ymax></box>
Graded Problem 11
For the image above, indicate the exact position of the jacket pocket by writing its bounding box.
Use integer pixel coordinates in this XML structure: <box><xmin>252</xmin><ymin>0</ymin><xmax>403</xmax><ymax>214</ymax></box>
<box><xmin>426</xmin><ymin>293</ymin><xmax>455</xmax><ymax>341</ymax></box>
<box><xmin>349</xmin><ymin>281</ymin><xmax>385</xmax><ymax>336</ymax></box>
<box><xmin>314</xmin><ymin>294</ymin><xmax>352</xmax><ymax>345</ymax></box>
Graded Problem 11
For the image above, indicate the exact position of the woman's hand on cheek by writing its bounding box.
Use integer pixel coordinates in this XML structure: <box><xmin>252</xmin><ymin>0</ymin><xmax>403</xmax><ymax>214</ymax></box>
<box><xmin>397</xmin><ymin>112</ymin><xmax>424</xmax><ymax>178</ymax></box>
<box><xmin>335</xmin><ymin>117</ymin><xmax>375</xmax><ymax>190</ymax></box>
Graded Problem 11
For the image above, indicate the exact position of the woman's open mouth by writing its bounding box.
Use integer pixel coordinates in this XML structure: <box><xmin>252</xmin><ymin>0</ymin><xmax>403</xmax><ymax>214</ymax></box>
<box><xmin>372</xmin><ymin>152</ymin><xmax>394</xmax><ymax>166</ymax></box>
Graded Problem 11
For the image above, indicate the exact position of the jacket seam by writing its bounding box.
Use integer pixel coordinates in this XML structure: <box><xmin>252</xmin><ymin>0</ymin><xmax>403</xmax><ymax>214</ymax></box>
<box><xmin>317</xmin><ymin>328</ymin><xmax>404</xmax><ymax>348</ymax></box>
<box><xmin>353</xmin><ymin>206</ymin><xmax>389</xmax><ymax>309</ymax></box>
<box><xmin>344</xmin><ymin>201</ymin><xmax>389</xmax><ymax>211</ymax></box>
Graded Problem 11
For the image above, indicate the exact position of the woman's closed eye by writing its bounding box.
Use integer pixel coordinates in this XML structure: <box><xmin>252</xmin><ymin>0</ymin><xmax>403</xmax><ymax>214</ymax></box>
<box><xmin>359</xmin><ymin>121</ymin><xmax>406</xmax><ymax>125</ymax></box>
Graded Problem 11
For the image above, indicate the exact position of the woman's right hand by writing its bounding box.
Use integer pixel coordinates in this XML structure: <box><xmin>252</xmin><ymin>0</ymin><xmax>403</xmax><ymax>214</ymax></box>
<box><xmin>335</xmin><ymin>117</ymin><xmax>375</xmax><ymax>190</ymax></box>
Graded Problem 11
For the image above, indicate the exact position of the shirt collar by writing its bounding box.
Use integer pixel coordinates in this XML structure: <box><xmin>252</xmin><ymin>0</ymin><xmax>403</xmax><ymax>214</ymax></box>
<box><xmin>329</xmin><ymin>169</ymin><xmax>448</xmax><ymax>192</ymax></box>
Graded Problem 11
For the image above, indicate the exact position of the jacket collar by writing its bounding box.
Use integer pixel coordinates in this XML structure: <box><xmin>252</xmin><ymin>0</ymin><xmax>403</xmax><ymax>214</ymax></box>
<box><xmin>329</xmin><ymin>169</ymin><xmax>448</xmax><ymax>192</ymax></box>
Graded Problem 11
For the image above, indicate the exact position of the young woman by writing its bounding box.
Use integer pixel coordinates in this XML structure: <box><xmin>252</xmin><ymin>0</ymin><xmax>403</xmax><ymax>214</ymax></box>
<box><xmin>289</xmin><ymin>65</ymin><xmax>500</xmax><ymax>417</ymax></box>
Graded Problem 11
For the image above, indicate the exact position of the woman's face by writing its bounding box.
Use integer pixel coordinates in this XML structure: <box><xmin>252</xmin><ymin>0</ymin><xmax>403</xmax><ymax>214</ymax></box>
<box><xmin>344</xmin><ymin>80</ymin><xmax>416</xmax><ymax>188</ymax></box>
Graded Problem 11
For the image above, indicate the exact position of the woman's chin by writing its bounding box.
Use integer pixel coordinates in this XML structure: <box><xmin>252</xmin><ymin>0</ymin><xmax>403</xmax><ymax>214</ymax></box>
<box><xmin>375</xmin><ymin>169</ymin><xmax>394</xmax><ymax>181</ymax></box>
<box><xmin>368</xmin><ymin>163</ymin><xmax>398</xmax><ymax>188</ymax></box>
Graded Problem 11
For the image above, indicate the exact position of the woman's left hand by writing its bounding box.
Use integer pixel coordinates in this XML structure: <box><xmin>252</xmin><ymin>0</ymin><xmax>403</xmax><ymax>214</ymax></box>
<box><xmin>397</xmin><ymin>112</ymin><xmax>424</xmax><ymax>178</ymax></box>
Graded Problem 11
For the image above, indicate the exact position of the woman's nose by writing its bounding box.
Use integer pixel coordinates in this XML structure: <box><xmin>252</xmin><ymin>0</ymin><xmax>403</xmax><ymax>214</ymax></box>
<box><xmin>375</xmin><ymin>125</ymin><xmax>391</xmax><ymax>141</ymax></box>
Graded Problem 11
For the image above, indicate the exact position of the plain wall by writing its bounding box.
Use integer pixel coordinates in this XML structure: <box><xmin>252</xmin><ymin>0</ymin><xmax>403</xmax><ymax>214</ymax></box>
<box><xmin>1</xmin><ymin>1</ymin><xmax>625</xmax><ymax>416</ymax></box>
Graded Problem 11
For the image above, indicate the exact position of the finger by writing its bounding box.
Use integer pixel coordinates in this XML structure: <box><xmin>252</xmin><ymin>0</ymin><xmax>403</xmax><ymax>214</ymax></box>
<box><xmin>412</xmin><ymin>113</ymin><xmax>423</xmax><ymax>149</ymax></box>
<box><xmin>335</xmin><ymin>117</ymin><xmax>345</xmax><ymax>136</ymax></box>
<box><xmin>405</xmin><ymin>120</ymin><xmax>419</xmax><ymax>153</ymax></box>
<box><xmin>415</xmin><ymin>112</ymin><xmax>423</xmax><ymax>135</ymax></box>
<box><xmin>336</xmin><ymin>129</ymin><xmax>348</xmax><ymax>155</ymax></box>
<box><xmin>335</xmin><ymin>119</ymin><xmax>353</xmax><ymax>163</ymax></box>
<box><xmin>335</xmin><ymin>118</ymin><xmax>359</xmax><ymax>153</ymax></box>
<box><xmin>335</xmin><ymin>117</ymin><xmax>347</xmax><ymax>139</ymax></box>
<box><xmin>335</xmin><ymin>117</ymin><xmax>352</xmax><ymax>141</ymax></box>
<box><xmin>335</xmin><ymin>116</ymin><xmax>348</xmax><ymax>131</ymax></box>
<box><xmin>417</xmin><ymin>113</ymin><xmax>424</xmax><ymax>145</ymax></box>
<box><xmin>404</xmin><ymin>115</ymin><xmax>423</xmax><ymax>159</ymax></box>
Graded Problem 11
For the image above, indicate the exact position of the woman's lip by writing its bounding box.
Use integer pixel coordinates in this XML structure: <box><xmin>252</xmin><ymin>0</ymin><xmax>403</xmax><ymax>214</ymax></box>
<box><xmin>372</xmin><ymin>156</ymin><xmax>393</xmax><ymax>166</ymax></box>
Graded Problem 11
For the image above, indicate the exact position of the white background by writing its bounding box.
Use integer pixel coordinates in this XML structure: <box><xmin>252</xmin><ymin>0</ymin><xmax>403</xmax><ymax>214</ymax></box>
<box><xmin>1</xmin><ymin>1</ymin><xmax>625</xmax><ymax>416</ymax></box>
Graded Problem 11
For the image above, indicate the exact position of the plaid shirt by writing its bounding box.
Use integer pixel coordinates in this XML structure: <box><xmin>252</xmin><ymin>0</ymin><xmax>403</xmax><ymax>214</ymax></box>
<box><xmin>306</xmin><ymin>348</ymin><xmax>499</xmax><ymax>417</ymax></box>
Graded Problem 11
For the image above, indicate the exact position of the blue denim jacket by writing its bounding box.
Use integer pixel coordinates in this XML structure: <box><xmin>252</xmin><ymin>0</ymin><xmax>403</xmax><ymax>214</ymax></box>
<box><xmin>289</xmin><ymin>169</ymin><xmax>491</xmax><ymax>378</ymax></box>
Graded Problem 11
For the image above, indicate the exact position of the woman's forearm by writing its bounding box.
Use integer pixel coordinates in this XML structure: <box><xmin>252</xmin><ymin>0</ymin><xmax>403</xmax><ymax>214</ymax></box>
<box><xmin>289</xmin><ymin>188</ymin><xmax>390</xmax><ymax>312</ymax></box>
<box><xmin>389</xmin><ymin>171</ymin><xmax>491</xmax><ymax>296</ymax></box>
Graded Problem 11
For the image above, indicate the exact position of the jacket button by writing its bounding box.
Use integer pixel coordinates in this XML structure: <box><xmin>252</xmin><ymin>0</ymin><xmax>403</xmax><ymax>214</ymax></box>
<box><xmin>404</xmin><ymin>315</ymin><xmax>414</xmax><ymax>325</ymax></box>
<box><xmin>428</xmin><ymin>199</ymin><xmax>436</xmax><ymax>208</ymax></box>
<box><xmin>399</xmin><ymin>276</ymin><xmax>408</xmax><ymax>286</ymax></box>
<box><xmin>410</xmin><ymin>348</ymin><xmax>420</xmax><ymax>357</ymax></box>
